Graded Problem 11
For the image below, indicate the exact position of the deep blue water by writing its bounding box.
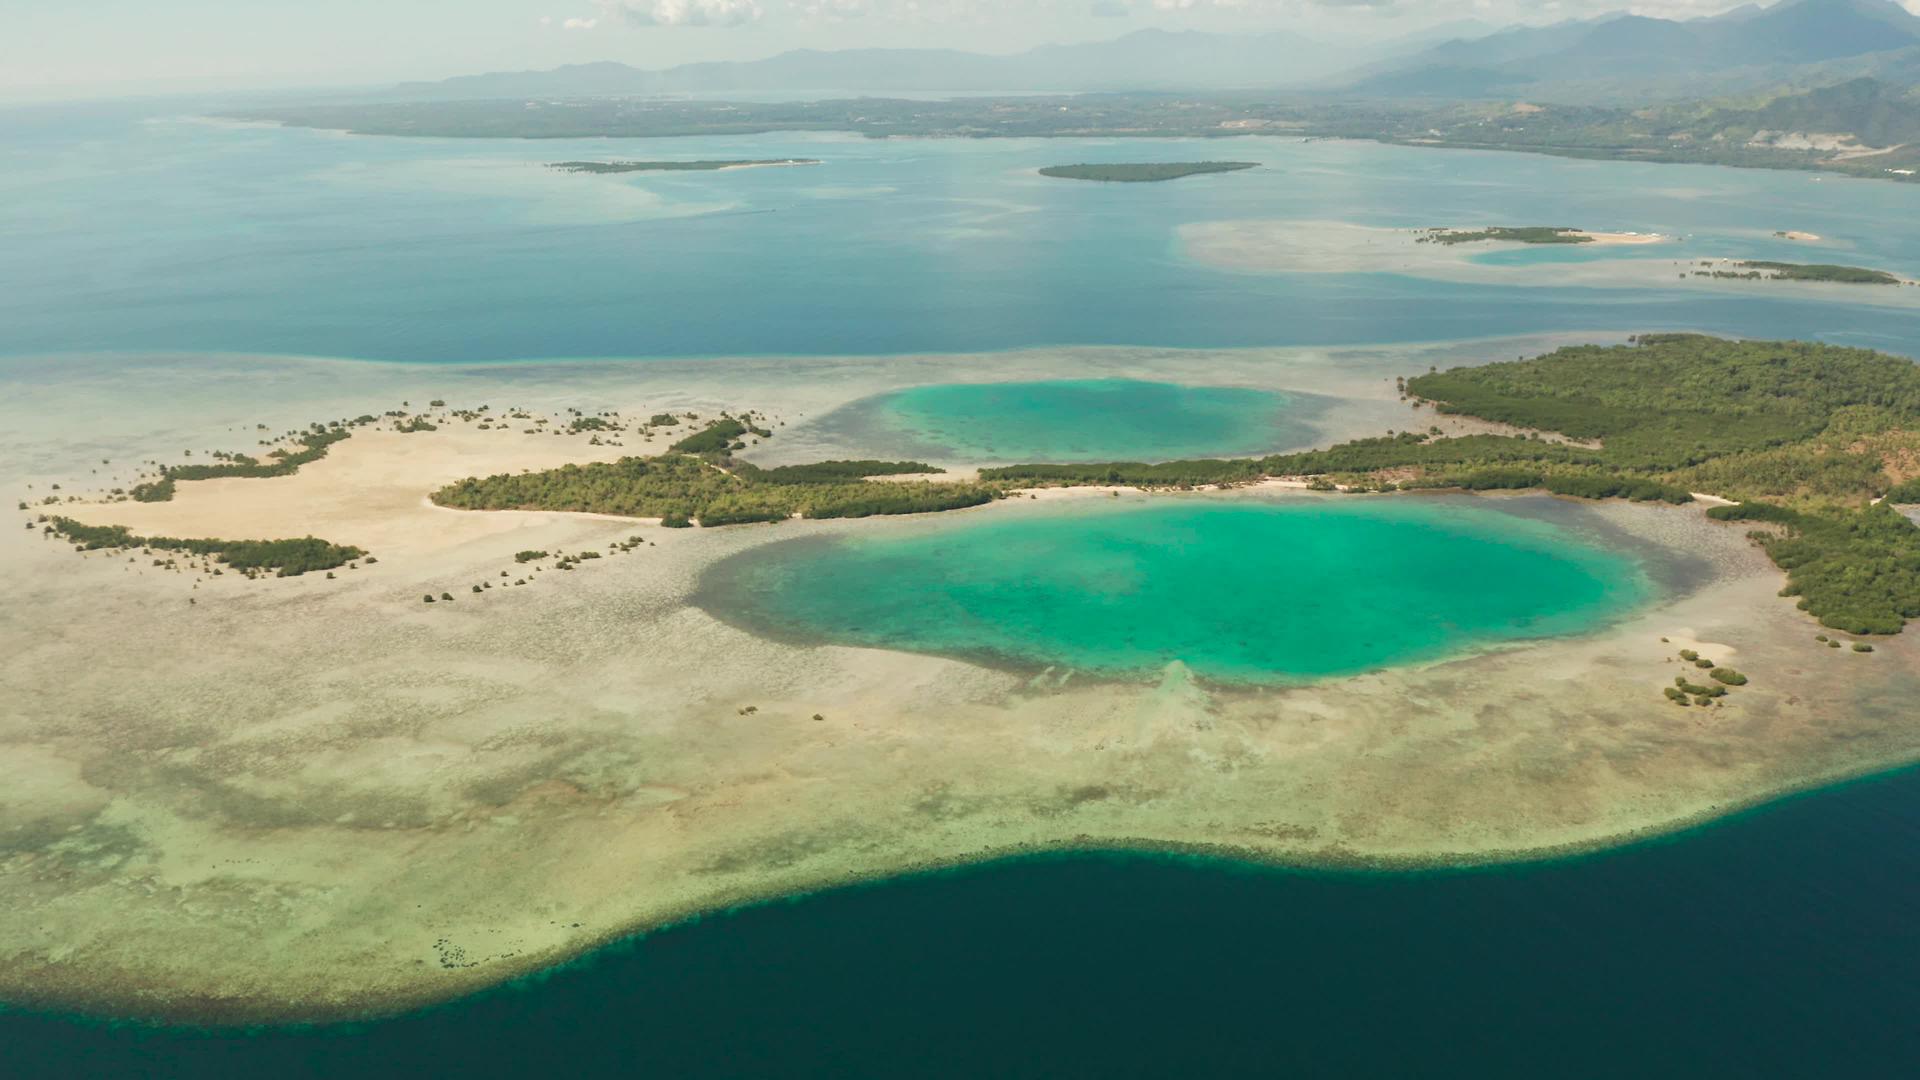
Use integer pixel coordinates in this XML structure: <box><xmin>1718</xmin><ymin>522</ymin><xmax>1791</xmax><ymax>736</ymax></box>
<box><xmin>4</xmin><ymin>101</ymin><xmax>1920</xmax><ymax>362</ymax></box>
<box><xmin>6</xmin><ymin>764</ymin><xmax>1916</xmax><ymax>1079</ymax></box>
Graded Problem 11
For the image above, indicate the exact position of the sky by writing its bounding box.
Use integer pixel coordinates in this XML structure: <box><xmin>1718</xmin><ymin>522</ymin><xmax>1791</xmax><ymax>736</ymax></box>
<box><xmin>3</xmin><ymin>0</ymin><xmax>1915</xmax><ymax>102</ymax></box>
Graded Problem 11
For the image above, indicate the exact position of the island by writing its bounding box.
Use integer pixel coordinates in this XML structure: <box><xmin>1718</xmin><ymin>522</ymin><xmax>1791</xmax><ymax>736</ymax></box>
<box><xmin>1415</xmin><ymin>226</ymin><xmax>1667</xmax><ymax>247</ymax></box>
<box><xmin>7</xmin><ymin>333</ymin><xmax>1918</xmax><ymax>1025</ymax></box>
<box><xmin>547</xmin><ymin>158</ymin><xmax>821</xmax><ymax>173</ymax></box>
<box><xmin>1690</xmin><ymin>260</ymin><xmax>1905</xmax><ymax>285</ymax></box>
<box><xmin>1038</xmin><ymin>162</ymin><xmax>1258</xmax><ymax>183</ymax></box>
<box><xmin>1418</xmin><ymin>226</ymin><xmax>1595</xmax><ymax>245</ymax></box>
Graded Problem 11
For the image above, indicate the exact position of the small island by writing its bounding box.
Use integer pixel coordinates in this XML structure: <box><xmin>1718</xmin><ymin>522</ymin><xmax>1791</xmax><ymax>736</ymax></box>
<box><xmin>1691</xmin><ymin>260</ymin><xmax>1904</xmax><ymax>285</ymax></box>
<box><xmin>547</xmin><ymin>159</ymin><xmax>821</xmax><ymax>174</ymax></box>
<box><xmin>1418</xmin><ymin>226</ymin><xmax>1594</xmax><ymax>245</ymax></box>
<box><xmin>1038</xmin><ymin>162</ymin><xmax>1258</xmax><ymax>183</ymax></box>
<box><xmin>1416</xmin><ymin>226</ymin><xmax>1667</xmax><ymax>247</ymax></box>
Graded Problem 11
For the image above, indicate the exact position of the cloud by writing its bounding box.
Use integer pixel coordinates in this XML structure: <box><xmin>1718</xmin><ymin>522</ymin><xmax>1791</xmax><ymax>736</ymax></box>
<box><xmin>1090</xmin><ymin>0</ymin><xmax>1132</xmax><ymax>15</ymax></box>
<box><xmin>593</xmin><ymin>0</ymin><xmax>765</xmax><ymax>26</ymax></box>
<box><xmin>562</xmin><ymin>16</ymin><xmax>601</xmax><ymax>29</ymax></box>
<box><xmin>795</xmin><ymin>0</ymin><xmax>873</xmax><ymax>18</ymax></box>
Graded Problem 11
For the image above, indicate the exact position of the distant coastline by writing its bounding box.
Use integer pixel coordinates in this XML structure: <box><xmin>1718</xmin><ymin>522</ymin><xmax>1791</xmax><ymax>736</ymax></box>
<box><xmin>1038</xmin><ymin>161</ymin><xmax>1257</xmax><ymax>183</ymax></box>
<box><xmin>548</xmin><ymin>158</ymin><xmax>821</xmax><ymax>174</ymax></box>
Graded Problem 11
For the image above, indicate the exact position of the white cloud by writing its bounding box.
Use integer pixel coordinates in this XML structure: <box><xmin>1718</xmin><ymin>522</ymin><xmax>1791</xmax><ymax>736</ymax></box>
<box><xmin>795</xmin><ymin>0</ymin><xmax>874</xmax><ymax>19</ymax></box>
<box><xmin>593</xmin><ymin>0</ymin><xmax>766</xmax><ymax>26</ymax></box>
<box><xmin>563</xmin><ymin>16</ymin><xmax>601</xmax><ymax>29</ymax></box>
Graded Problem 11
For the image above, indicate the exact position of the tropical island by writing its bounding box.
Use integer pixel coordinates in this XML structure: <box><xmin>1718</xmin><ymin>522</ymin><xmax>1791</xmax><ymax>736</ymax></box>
<box><xmin>1038</xmin><ymin>162</ymin><xmax>1257</xmax><ymax>183</ymax></box>
<box><xmin>547</xmin><ymin>158</ymin><xmax>821</xmax><ymax>173</ymax></box>
<box><xmin>1418</xmin><ymin>227</ymin><xmax>1594</xmax><ymax>245</ymax></box>
<box><xmin>1689</xmin><ymin>260</ymin><xmax>1906</xmax><ymax>285</ymax></box>
<box><xmin>7</xmin><ymin>332</ymin><xmax>1919</xmax><ymax>1026</ymax></box>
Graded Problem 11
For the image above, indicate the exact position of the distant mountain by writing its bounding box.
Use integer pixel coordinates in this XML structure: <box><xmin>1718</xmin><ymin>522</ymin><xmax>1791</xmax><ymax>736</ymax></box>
<box><xmin>1340</xmin><ymin>0</ymin><xmax>1920</xmax><ymax>99</ymax></box>
<box><xmin>370</xmin><ymin>28</ymin><xmax>1433</xmax><ymax>102</ymax></box>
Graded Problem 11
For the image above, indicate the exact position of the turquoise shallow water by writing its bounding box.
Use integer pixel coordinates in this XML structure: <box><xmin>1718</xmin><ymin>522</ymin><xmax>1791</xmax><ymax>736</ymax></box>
<box><xmin>849</xmin><ymin>378</ymin><xmax>1316</xmax><ymax>462</ymax></box>
<box><xmin>697</xmin><ymin>497</ymin><xmax>1652</xmax><ymax>682</ymax></box>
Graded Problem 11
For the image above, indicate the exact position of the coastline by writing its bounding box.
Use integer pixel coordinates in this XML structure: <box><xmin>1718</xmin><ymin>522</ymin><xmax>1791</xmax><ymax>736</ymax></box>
<box><xmin>3</xmin><ymin>341</ymin><xmax>1917</xmax><ymax>1025</ymax></box>
<box><xmin>14</xmin><ymin>754</ymin><xmax>1920</xmax><ymax>1031</ymax></box>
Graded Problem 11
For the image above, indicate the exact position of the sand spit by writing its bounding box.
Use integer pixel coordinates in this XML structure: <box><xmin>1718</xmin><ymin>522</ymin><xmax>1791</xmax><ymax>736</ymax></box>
<box><xmin>2</xmin><ymin>344</ymin><xmax>1916</xmax><ymax>1024</ymax></box>
<box><xmin>1180</xmin><ymin>219</ymin><xmax>1920</xmax><ymax>305</ymax></box>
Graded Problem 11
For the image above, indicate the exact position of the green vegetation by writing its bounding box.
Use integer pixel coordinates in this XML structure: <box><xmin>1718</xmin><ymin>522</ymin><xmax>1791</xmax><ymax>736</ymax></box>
<box><xmin>44</xmin><ymin>517</ymin><xmax>363</xmax><ymax>576</ymax></box>
<box><xmin>1417</xmin><ymin>227</ymin><xmax>1592</xmax><ymax>245</ymax></box>
<box><xmin>1037</xmin><ymin>162</ymin><xmax>1257</xmax><ymax>183</ymax></box>
<box><xmin>669</xmin><ymin>416</ymin><xmax>771</xmax><ymax>455</ymax></box>
<box><xmin>738</xmin><ymin>460</ymin><xmax>942</xmax><ymax>485</ymax></box>
<box><xmin>1675</xmin><ymin>676</ymin><xmax>1727</xmax><ymax>699</ymax></box>
<box><xmin>980</xmin><ymin>459</ymin><xmax>1266</xmax><ymax>488</ymax></box>
<box><xmin>549</xmin><ymin>159</ymin><xmax>819</xmax><ymax>173</ymax></box>
<box><xmin>431</xmin><ymin>453</ymin><xmax>995</xmax><ymax>528</ymax></box>
<box><xmin>1707</xmin><ymin>501</ymin><xmax>1920</xmax><ymax>635</ymax></box>
<box><xmin>1740</xmin><ymin>261</ymin><xmax>1901</xmax><ymax>285</ymax></box>
<box><xmin>514</xmin><ymin>550</ymin><xmax>548</xmax><ymax>563</ymax></box>
<box><xmin>131</xmin><ymin>428</ymin><xmax>351</xmax><ymax>502</ymax></box>
<box><xmin>1709</xmin><ymin>668</ymin><xmax>1748</xmax><ymax>686</ymax></box>
<box><xmin>1690</xmin><ymin>261</ymin><xmax>1903</xmax><ymax>285</ymax></box>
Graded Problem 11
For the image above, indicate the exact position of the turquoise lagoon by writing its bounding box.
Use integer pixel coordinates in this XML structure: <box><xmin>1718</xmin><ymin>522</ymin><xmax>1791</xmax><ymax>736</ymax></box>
<box><xmin>826</xmin><ymin>378</ymin><xmax>1319</xmax><ymax>463</ymax></box>
<box><xmin>698</xmin><ymin>497</ymin><xmax>1655</xmax><ymax>682</ymax></box>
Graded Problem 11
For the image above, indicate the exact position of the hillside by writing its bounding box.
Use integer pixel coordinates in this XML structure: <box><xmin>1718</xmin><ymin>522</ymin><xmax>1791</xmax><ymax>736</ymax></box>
<box><xmin>1341</xmin><ymin>0</ymin><xmax>1920</xmax><ymax>100</ymax></box>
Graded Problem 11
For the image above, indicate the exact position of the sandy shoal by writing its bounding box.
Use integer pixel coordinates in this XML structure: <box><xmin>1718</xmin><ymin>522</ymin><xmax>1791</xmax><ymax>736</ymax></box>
<box><xmin>1179</xmin><ymin>219</ymin><xmax>1920</xmax><ymax>305</ymax></box>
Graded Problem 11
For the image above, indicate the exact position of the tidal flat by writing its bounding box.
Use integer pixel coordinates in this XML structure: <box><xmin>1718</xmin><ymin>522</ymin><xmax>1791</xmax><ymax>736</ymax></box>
<box><xmin>1180</xmin><ymin>219</ymin><xmax>1920</xmax><ymax>303</ymax></box>
<box><xmin>2</xmin><ymin>340</ymin><xmax>1917</xmax><ymax>1024</ymax></box>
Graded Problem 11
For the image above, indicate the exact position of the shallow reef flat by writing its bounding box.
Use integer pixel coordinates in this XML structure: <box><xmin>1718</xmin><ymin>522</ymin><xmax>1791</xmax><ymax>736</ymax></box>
<box><xmin>1180</xmin><ymin>219</ymin><xmax>1920</xmax><ymax>303</ymax></box>
<box><xmin>1</xmin><ymin>342</ymin><xmax>1915</xmax><ymax>1024</ymax></box>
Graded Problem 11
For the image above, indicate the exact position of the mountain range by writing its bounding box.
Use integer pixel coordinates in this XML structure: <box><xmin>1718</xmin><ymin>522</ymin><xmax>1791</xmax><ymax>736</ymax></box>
<box><xmin>307</xmin><ymin>0</ymin><xmax>1920</xmax><ymax>127</ymax></box>
<box><xmin>362</xmin><ymin>25</ymin><xmax>1481</xmax><ymax>102</ymax></box>
<box><xmin>1344</xmin><ymin>0</ymin><xmax>1920</xmax><ymax>99</ymax></box>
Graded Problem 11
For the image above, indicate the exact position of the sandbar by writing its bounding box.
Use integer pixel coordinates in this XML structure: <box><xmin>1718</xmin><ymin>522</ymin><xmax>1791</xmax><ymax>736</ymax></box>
<box><xmin>1180</xmin><ymin>219</ymin><xmax>1920</xmax><ymax>305</ymax></box>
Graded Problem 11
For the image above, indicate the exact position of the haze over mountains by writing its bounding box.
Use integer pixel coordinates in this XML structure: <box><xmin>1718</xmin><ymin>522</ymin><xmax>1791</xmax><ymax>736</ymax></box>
<box><xmin>356</xmin><ymin>0</ymin><xmax>1920</xmax><ymax>107</ymax></box>
<box><xmin>367</xmin><ymin>23</ymin><xmax>1480</xmax><ymax>102</ymax></box>
<box><xmin>1345</xmin><ymin>0</ymin><xmax>1920</xmax><ymax>99</ymax></box>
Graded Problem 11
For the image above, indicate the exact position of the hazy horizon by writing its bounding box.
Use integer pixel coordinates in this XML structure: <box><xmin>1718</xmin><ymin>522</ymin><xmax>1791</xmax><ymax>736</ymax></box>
<box><xmin>8</xmin><ymin>0</ymin><xmax>1893</xmax><ymax>105</ymax></box>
